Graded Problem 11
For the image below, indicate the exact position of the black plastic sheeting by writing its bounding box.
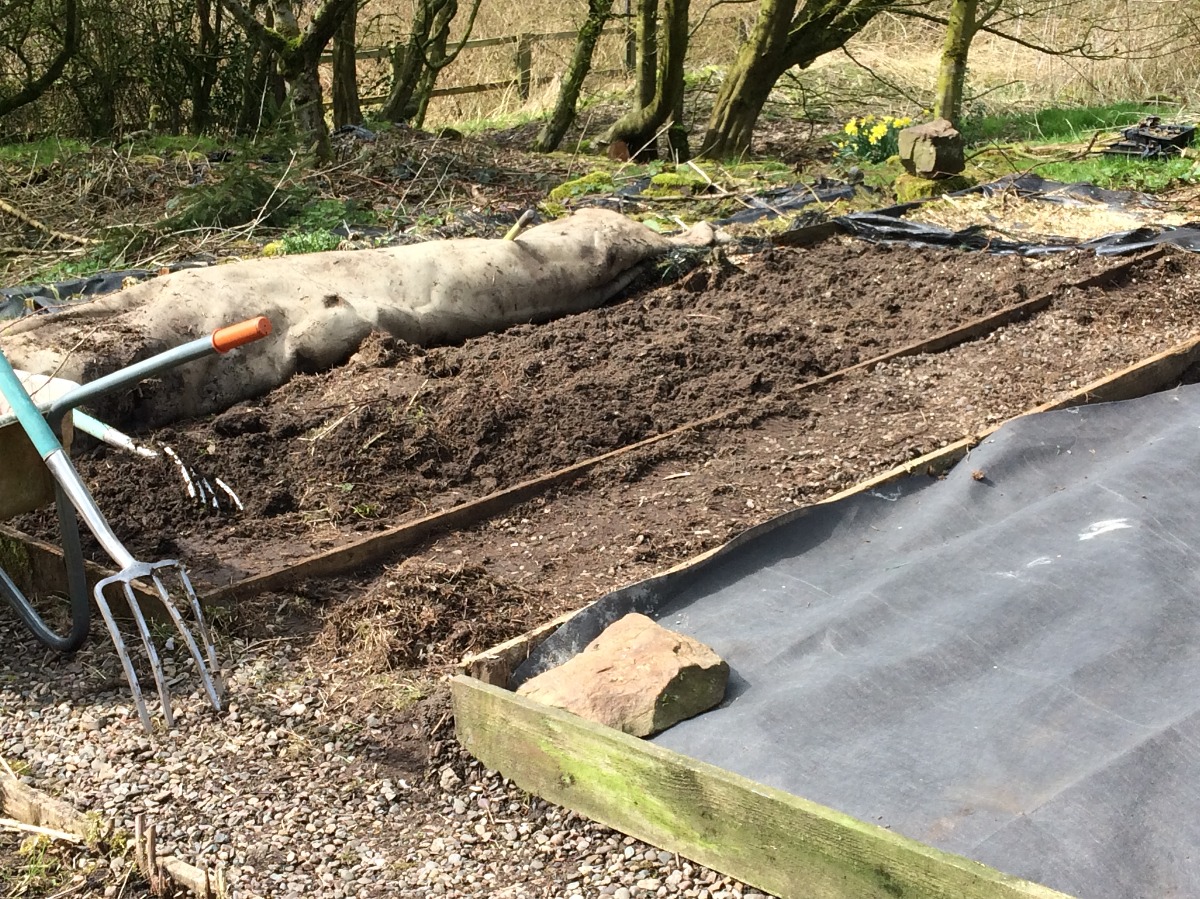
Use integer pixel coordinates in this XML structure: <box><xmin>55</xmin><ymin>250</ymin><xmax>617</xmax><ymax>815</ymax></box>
<box><xmin>517</xmin><ymin>384</ymin><xmax>1200</xmax><ymax>898</ymax></box>
<box><xmin>830</xmin><ymin>211</ymin><xmax>1200</xmax><ymax>256</ymax></box>
<box><xmin>5</xmin><ymin>173</ymin><xmax>1193</xmax><ymax>317</ymax></box>
<box><xmin>974</xmin><ymin>172</ymin><xmax>1166</xmax><ymax>211</ymax></box>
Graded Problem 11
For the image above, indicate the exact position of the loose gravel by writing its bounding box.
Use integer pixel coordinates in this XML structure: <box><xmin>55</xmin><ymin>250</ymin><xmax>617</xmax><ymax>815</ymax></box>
<box><xmin>0</xmin><ymin>619</ymin><xmax>776</xmax><ymax>898</ymax></box>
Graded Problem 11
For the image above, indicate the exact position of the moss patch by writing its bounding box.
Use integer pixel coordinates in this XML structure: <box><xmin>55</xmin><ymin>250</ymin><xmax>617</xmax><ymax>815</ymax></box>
<box><xmin>894</xmin><ymin>173</ymin><xmax>976</xmax><ymax>203</ymax></box>
<box><xmin>548</xmin><ymin>171</ymin><xmax>615</xmax><ymax>202</ymax></box>
<box><xmin>642</xmin><ymin>171</ymin><xmax>710</xmax><ymax>198</ymax></box>
<box><xmin>0</xmin><ymin>534</ymin><xmax>33</xmax><ymax>586</ymax></box>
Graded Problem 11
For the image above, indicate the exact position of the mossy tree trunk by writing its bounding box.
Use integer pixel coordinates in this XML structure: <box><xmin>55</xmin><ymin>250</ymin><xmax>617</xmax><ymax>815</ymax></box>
<box><xmin>605</xmin><ymin>0</ymin><xmax>689</xmax><ymax>160</ymax></box>
<box><xmin>219</xmin><ymin>0</ymin><xmax>358</xmax><ymax>160</ymax></box>
<box><xmin>933</xmin><ymin>0</ymin><xmax>977</xmax><ymax>126</ymax></box>
<box><xmin>331</xmin><ymin>2</ymin><xmax>362</xmax><ymax>127</ymax></box>
<box><xmin>532</xmin><ymin>0</ymin><xmax>615</xmax><ymax>152</ymax></box>
<box><xmin>699</xmin><ymin>0</ymin><xmax>897</xmax><ymax>159</ymax></box>
<box><xmin>634</xmin><ymin>0</ymin><xmax>658</xmax><ymax>107</ymax></box>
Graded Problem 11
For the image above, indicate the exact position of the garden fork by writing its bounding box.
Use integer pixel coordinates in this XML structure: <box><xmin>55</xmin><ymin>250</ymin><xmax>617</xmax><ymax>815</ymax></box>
<box><xmin>0</xmin><ymin>317</ymin><xmax>271</xmax><ymax>731</ymax></box>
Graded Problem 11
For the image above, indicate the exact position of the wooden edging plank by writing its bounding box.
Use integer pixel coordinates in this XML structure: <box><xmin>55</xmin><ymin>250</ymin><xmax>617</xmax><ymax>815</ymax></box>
<box><xmin>790</xmin><ymin>247</ymin><xmax>1161</xmax><ymax>396</ymax></box>
<box><xmin>452</xmin><ymin>677</ymin><xmax>1071</xmax><ymax>899</ymax></box>
<box><xmin>209</xmin><ymin>251</ymin><xmax>1157</xmax><ymax>606</ymax></box>
<box><xmin>0</xmin><ymin>522</ymin><xmax>156</xmax><ymax>603</ymax></box>
<box><xmin>1</xmin><ymin>775</ymin><xmax>220</xmax><ymax>897</ymax></box>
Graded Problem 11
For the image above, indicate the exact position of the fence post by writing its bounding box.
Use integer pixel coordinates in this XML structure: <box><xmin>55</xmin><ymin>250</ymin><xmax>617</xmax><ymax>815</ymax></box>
<box><xmin>516</xmin><ymin>34</ymin><xmax>533</xmax><ymax>100</ymax></box>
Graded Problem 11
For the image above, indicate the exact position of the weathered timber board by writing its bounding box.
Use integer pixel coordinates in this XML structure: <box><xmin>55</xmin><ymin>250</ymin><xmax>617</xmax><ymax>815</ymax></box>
<box><xmin>452</xmin><ymin>677</ymin><xmax>1070</xmax><ymax>899</ymax></box>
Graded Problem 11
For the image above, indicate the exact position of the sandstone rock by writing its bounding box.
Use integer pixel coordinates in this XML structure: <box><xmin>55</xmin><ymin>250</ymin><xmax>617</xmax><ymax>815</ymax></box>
<box><xmin>516</xmin><ymin>613</ymin><xmax>729</xmax><ymax>737</ymax></box>
<box><xmin>898</xmin><ymin>118</ymin><xmax>965</xmax><ymax>177</ymax></box>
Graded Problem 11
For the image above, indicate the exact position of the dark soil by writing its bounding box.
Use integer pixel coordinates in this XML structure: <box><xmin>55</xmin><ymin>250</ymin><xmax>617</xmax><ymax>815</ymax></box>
<box><xmin>8</xmin><ymin>233</ymin><xmax>1200</xmax><ymax>896</ymax></box>
<box><xmin>17</xmin><ymin>238</ymin><xmax>1200</xmax><ymax>675</ymax></box>
<box><xmin>17</xmin><ymin>240</ymin><xmax>1112</xmax><ymax>586</ymax></box>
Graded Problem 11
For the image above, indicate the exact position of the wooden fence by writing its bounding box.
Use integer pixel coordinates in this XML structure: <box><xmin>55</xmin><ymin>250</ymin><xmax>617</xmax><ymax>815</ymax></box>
<box><xmin>321</xmin><ymin>27</ymin><xmax>634</xmax><ymax>107</ymax></box>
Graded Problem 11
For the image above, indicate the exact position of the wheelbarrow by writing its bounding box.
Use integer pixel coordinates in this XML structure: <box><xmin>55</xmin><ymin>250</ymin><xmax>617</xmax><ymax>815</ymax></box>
<box><xmin>0</xmin><ymin>316</ymin><xmax>272</xmax><ymax>731</ymax></box>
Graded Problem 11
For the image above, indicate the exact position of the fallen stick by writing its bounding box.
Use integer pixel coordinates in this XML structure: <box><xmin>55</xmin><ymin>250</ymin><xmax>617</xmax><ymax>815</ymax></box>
<box><xmin>0</xmin><ymin>816</ymin><xmax>83</xmax><ymax>844</ymax></box>
<box><xmin>0</xmin><ymin>198</ymin><xmax>96</xmax><ymax>247</ymax></box>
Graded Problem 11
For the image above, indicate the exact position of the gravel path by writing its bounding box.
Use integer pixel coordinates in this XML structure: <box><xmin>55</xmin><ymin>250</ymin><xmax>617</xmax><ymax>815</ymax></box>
<box><xmin>0</xmin><ymin>618</ymin><xmax>775</xmax><ymax>898</ymax></box>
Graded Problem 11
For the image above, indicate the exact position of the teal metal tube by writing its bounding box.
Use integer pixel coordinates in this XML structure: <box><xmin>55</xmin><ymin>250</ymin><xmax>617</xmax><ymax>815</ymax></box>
<box><xmin>0</xmin><ymin>349</ymin><xmax>63</xmax><ymax>459</ymax></box>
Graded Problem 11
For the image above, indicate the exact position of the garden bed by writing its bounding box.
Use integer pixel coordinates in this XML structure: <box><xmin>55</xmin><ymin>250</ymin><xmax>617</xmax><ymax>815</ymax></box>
<box><xmin>4</xmin><ymin>235</ymin><xmax>1200</xmax><ymax>898</ymax></box>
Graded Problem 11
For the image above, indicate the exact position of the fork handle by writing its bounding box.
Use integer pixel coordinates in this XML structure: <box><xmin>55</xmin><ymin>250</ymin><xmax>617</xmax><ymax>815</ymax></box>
<box><xmin>0</xmin><ymin>349</ymin><xmax>62</xmax><ymax>459</ymax></box>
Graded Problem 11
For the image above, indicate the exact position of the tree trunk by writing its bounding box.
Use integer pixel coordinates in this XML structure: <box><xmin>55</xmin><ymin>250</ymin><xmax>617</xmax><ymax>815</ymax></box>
<box><xmin>220</xmin><ymin>0</ymin><xmax>357</xmax><ymax>160</ymax></box>
<box><xmin>190</xmin><ymin>0</ymin><xmax>221</xmax><ymax>133</ymax></box>
<box><xmin>606</xmin><ymin>0</ymin><xmax>689</xmax><ymax>160</ymax></box>
<box><xmin>0</xmin><ymin>0</ymin><xmax>79</xmax><ymax>119</ymax></box>
<box><xmin>332</xmin><ymin>3</ymin><xmax>362</xmax><ymax>127</ymax></box>
<box><xmin>532</xmin><ymin>0</ymin><xmax>614</xmax><ymax>152</ymax></box>
<box><xmin>284</xmin><ymin>62</ymin><xmax>331</xmax><ymax>156</ymax></box>
<box><xmin>635</xmin><ymin>0</ymin><xmax>657</xmax><ymax>108</ymax></box>
<box><xmin>700</xmin><ymin>0</ymin><xmax>896</xmax><ymax>159</ymax></box>
<box><xmin>934</xmin><ymin>0</ymin><xmax>977</xmax><ymax>126</ymax></box>
<box><xmin>698</xmin><ymin>0</ymin><xmax>793</xmax><ymax>158</ymax></box>
<box><xmin>381</xmin><ymin>0</ymin><xmax>480</xmax><ymax>125</ymax></box>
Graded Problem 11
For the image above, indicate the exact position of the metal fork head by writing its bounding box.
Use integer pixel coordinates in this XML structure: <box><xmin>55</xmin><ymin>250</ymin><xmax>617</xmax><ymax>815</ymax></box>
<box><xmin>92</xmin><ymin>560</ymin><xmax>225</xmax><ymax>733</ymax></box>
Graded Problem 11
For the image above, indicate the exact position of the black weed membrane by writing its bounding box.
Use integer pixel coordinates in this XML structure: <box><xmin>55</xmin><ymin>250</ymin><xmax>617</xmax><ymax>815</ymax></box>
<box><xmin>779</xmin><ymin>172</ymin><xmax>1200</xmax><ymax>257</ymax></box>
<box><xmin>516</xmin><ymin>383</ymin><xmax>1200</xmax><ymax>899</ymax></box>
<box><xmin>0</xmin><ymin>260</ymin><xmax>213</xmax><ymax>319</ymax></box>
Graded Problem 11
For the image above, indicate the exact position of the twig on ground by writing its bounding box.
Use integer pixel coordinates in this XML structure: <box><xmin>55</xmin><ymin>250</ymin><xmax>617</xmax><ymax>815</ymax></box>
<box><xmin>0</xmin><ymin>198</ymin><xmax>97</xmax><ymax>246</ymax></box>
<box><xmin>0</xmin><ymin>816</ymin><xmax>83</xmax><ymax>844</ymax></box>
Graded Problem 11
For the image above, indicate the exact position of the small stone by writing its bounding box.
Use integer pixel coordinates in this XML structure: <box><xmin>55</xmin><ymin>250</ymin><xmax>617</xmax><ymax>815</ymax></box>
<box><xmin>439</xmin><ymin>767</ymin><xmax>462</xmax><ymax>791</ymax></box>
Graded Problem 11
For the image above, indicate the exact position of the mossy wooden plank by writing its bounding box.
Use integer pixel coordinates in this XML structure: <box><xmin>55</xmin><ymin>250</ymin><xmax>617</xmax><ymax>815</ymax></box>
<box><xmin>453</xmin><ymin>676</ymin><xmax>1071</xmax><ymax>899</ymax></box>
<box><xmin>204</xmin><ymin>411</ymin><xmax>729</xmax><ymax>604</ymax></box>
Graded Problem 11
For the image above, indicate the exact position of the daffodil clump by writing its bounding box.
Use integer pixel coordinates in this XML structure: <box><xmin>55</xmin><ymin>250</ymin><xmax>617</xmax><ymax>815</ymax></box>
<box><xmin>836</xmin><ymin>114</ymin><xmax>913</xmax><ymax>163</ymax></box>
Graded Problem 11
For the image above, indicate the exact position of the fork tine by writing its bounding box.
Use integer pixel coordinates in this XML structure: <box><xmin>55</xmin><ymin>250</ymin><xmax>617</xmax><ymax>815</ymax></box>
<box><xmin>179</xmin><ymin>570</ymin><xmax>227</xmax><ymax>706</ymax></box>
<box><xmin>123</xmin><ymin>581</ymin><xmax>175</xmax><ymax>729</ymax></box>
<box><xmin>93</xmin><ymin>579</ymin><xmax>154</xmax><ymax>732</ymax></box>
<box><xmin>149</xmin><ymin>567</ymin><xmax>224</xmax><ymax>712</ymax></box>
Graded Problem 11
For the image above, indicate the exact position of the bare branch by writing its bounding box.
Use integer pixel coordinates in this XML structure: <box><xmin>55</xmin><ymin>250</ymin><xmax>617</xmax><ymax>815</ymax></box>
<box><xmin>217</xmin><ymin>0</ymin><xmax>286</xmax><ymax>53</ymax></box>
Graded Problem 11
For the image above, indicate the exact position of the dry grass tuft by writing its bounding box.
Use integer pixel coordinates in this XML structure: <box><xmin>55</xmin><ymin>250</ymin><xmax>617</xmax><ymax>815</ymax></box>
<box><xmin>316</xmin><ymin>560</ymin><xmax>557</xmax><ymax>671</ymax></box>
<box><xmin>907</xmin><ymin>189</ymin><xmax>1191</xmax><ymax>242</ymax></box>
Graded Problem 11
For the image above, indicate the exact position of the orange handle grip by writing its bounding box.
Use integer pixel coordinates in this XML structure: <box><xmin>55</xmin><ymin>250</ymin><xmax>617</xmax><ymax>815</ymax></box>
<box><xmin>212</xmin><ymin>316</ymin><xmax>272</xmax><ymax>353</ymax></box>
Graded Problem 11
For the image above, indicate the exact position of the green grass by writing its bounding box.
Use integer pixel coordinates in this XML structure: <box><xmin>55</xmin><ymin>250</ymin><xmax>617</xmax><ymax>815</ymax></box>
<box><xmin>961</xmin><ymin>101</ymin><xmax>1184</xmax><ymax>145</ymax></box>
<box><xmin>1035</xmin><ymin>153</ymin><xmax>1199</xmax><ymax>192</ymax></box>
<box><xmin>0</xmin><ymin>137</ymin><xmax>89</xmax><ymax>164</ymax></box>
<box><xmin>277</xmin><ymin>230</ymin><xmax>342</xmax><ymax>254</ymax></box>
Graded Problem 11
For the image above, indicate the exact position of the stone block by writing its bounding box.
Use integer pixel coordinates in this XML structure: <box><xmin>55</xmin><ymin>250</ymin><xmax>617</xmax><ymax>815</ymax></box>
<box><xmin>516</xmin><ymin>613</ymin><xmax>729</xmax><ymax>737</ymax></box>
<box><xmin>898</xmin><ymin>118</ymin><xmax>965</xmax><ymax>178</ymax></box>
